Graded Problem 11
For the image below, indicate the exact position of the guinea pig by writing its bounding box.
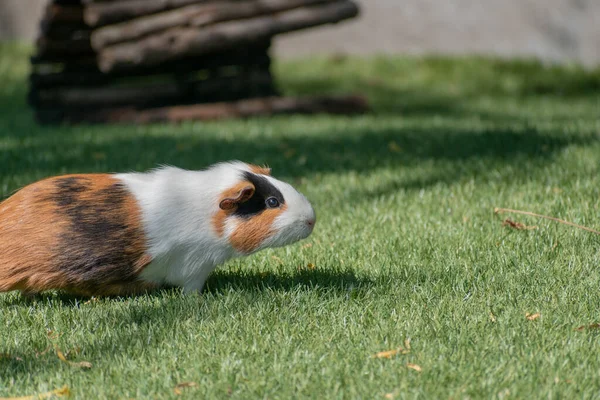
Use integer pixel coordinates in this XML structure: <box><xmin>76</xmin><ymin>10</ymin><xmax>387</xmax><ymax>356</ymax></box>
<box><xmin>0</xmin><ymin>161</ymin><xmax>316</xmax><ymax>296</ymax></box>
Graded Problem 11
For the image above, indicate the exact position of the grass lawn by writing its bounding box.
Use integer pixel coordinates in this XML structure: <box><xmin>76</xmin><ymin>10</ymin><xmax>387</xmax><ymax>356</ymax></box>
<box><xmin>1</xmin><ymin>42</ymin><xmax>600</xmax><ymax>399</ymax></box>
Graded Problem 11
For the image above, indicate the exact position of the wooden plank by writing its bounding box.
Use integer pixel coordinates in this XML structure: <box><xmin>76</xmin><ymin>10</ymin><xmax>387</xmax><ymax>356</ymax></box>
<box><xmin>40</xmin><ymin>28</ymin><xmax>91</xmax><ymax>42</ymax></box>
<box><xmin>84</xmin><ymin>0</ymin><xmax>209</xmax><ymax>27</ymax></box>
<box><xmin>30</xmin><ymin>43</ymin><xmax>271</xmax><ymax>87</ymax></box>
<box><xmin>98</xmin><ymin>0</ymin><xmax>359</xmax><ymax>72</ymax></box>
<box><xmin>35</xmin><ymin>37</ymin><xmax>94</xmax><ymax>58</ymax></box>
<box><xmin>30</xmin><ymin>53</ymin><xmax>97</xmax><ymax>64</ymax></box>
<box><xmin>91</xmin><ymin>0</ymin><xmax>330</xmax><ymax>49</ymax></box>
<box><xmin>41</xmin><ymin>95</ymin><xmax>368</xmax><ymax>124</ymax></box>
<box><xmin>39</xmin><ymin>19</ymin><xmax>91</xmax><ymax>40</ymax></box>
<box><xmin>29</xmin><ymin>58</ymin><xmax>272</xmax><ymax>88</ymax></box>
<box><xmin>29</xmin><ymin>71</ymin><xmax>275</xmax><ymax>108</ymax></box>
<box><xmin>51</xmin><ymin>0</ymin><xmax>84</xmax><ymax>6</ymax></box>
<box><xmin>44</xmin><ymin>3</ymin><xmax>84</xmax><ymax>23</ymax></box>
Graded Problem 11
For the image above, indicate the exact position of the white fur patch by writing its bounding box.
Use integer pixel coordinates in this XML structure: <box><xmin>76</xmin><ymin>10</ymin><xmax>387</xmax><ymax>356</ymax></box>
<box><xmin>116</xmin><ymin>161</ymin><xmax>315</xmax><ymax>292</ymax></box>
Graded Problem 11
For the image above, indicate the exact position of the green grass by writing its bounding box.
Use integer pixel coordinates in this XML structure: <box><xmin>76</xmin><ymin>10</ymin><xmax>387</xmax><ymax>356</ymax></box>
<box><xmin>1</xmin><ymin>41</ymin><xmax>600</xmax><ymax>399</ymax></box>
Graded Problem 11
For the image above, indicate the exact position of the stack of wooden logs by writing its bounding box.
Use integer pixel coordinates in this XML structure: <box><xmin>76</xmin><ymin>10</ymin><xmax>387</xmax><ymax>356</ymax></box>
<box><xmin>29</xmin><ymin>0</ymin><xmax>367</xmax><ymax>124</ymax></box>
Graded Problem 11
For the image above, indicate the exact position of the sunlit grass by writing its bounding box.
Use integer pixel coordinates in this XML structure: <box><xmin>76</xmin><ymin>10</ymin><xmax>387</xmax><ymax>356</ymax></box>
<box><xmin>1</xmin><ymin>42</ymin><xmax>600</xmax><ymax>399</ymax></box>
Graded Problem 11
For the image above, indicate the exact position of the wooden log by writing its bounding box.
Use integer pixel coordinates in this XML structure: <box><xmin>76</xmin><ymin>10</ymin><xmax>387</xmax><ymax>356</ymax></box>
<box><xmin>44</xmin><ymin>3</ymin><xmax>84</xmax><ymax>23</ymax></box>
<box><xmin>40</xmin><ymin>29</ymin><xmax>90</xmax><ymax>42</ymax></box>
<box><xmin>53</xmin><ymin>0</ymin><xmax>84</xmax><ymax>5</ymax></box>
<box><xmin>29</xmin><ymin>71</ymin><xmax>275</xmax><ymax>108</ymax></box>
<box><xmin>30</xmin><ymin>43</ymin><xmax>272</xmax><ymax>87</ymax></box>
<box><xmin>39</xmin><ymin>18</ymin><xmax>90</xmax><ymax>40</ymax></box>
<box><xmin>98</xmin><ymin>0</ymin><xmax>359</xmax><ymax>72</ymax></box>
<box><xmin>39</xmin><ymin>2</ymin><xmax>88</xmax><ymax>38</ymax></box>
<box><xmin>84</xmin><ymin>0</ymin><xmax>209</xmax><ymax>27</ymax></box>
<box><xmin>32</xmin><ymin>39</ymin><xmax>270</xmax><ymax>70</ymax></box>
<box><xmin>34</xmin><ymin>109</ymin><xmax>66</xmax><ymax>125</ymax></box>
<box><xmin>35</xmin><ymin>37</ymin><xmax>94</xmax><ymax>58</ymax></box>
<box><xmin>91</xmin><ymin>0</ymin><xmax>330</xmax><ymax>50</ymax></box>
<box><xmin>30</xmin><ymin>52</ymin><xmax>97</xmax><ymax>64</ymax></box>
<box><xmin>91</xmin><ymin>3</ymin><xmax>215</xmax><ymax>49</ymax></box>
<box><xmin>52</xmin><ymin>95</ymin><xmax>369</xmax><ymax>124</ymax></box>
<box><xmin>29</xmin><ymin>58</ymin><xmax>272</xmax><ymax>88</ymax></box>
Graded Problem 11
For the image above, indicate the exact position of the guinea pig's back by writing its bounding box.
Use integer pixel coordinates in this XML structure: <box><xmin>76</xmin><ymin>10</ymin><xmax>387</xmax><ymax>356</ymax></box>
<box><xmin>0</xmin><ymin>174</ymin><xmax>154</xmax><ymax>296</ymax></box>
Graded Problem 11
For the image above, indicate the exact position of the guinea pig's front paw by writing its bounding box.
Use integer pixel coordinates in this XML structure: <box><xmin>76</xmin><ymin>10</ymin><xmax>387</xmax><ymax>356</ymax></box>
<box><xmin>20</xmin><ymin>290</ymin><xmax>42</xmax><ymax>300</ymax></box>
<box><xmin>182</xmin><ymin>282</ymin><xmax>206</xmax><ymax>295</ymax></box>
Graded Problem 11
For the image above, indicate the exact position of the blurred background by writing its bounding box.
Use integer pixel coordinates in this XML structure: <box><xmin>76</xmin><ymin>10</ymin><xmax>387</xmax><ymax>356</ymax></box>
<box><xmin>2</xmin><ymin>0</ymin><xmax>599</xmax><ymax>66</ymax></box>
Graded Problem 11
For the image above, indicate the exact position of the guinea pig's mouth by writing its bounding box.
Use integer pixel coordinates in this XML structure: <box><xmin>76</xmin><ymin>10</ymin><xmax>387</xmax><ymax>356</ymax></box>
<box><xmin>265</xmin><ymin>221</ymin><xmax>314</xmax><ymax>249</ymax></box>
<box><xmin>296</xmin><ymin>219</ymin><xmax>316</xmax><ymax>241</ymax></box>
<box><xmin>304</xmin><ymin>221</ymin><xmax>315</xmax><ymax>237</ymax></box>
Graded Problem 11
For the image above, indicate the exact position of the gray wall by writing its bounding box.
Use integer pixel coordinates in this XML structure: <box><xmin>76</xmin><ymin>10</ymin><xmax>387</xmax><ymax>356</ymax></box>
<box><xmin>2</xmin><ymin>0</ymin><xmax>599</xmax><ymax>66</ymax></box>
<box><xmin>0</xmin><ymin>0</ymin><xmax>47</xmax><ymax>41</ymax></box>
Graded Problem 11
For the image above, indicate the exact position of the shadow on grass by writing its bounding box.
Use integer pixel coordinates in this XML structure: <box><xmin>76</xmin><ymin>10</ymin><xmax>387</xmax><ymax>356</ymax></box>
<box><xmin>0</xmin><ymin>268</ymin><xmax>370</xmax><ymax>307</ymax></box>
<box><xmin>0</xmin><ymin>124</ymin><xmax>592</xmax><ymax>199</ymax></box>
<box><xmin>279</xmin><ymin>55</ymin><xmax>600</xmax><ymax>115</ymax></box>
<box><xmin>1</xmin><ymin>54</ymin><xmax>598</xmax><ymax>190</ymax></box>
<box><xmin>204</xmin><ymin>267</ymin><xmax>371</xmax><ymax>293</ymax></box>
<box><xmin>0</xmin><ymin>268</ymin><xmax>372</xmax><ymax>377</ymax></box>
<box><xmin>0</xmin><ymin>123</ymin><xmax>595</xmax><ymax>210</ymax></box>
<box><xmin>2</xmin><ymin>55</ymin><xmax>600</xmax><ymax>130</ymax></box>
<box><xmin>0</xmin><ymin>287</ymin><xmax>175</xmax><ymax>306</ymax></box>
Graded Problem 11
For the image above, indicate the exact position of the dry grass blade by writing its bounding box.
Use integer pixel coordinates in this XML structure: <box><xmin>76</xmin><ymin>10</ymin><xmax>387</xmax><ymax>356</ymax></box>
<box><xmin>373</xmin><ymin>346</ymin><xmax>410</xmax><ymax>359</ymax></box>
<box><xmin>83</xmin><ymin>297</ymin><xmax>99</xmax><ymax>305</ymax></box>
<box><xmin>502</xmin><ymin>218</ymin><xmax>537</xmax><ymax>230</ymax></box>
<box><xmin>36</xmin><ymin>346</ymin><xmax>53</xmax><ymax>358</ymax></box>
<box><xmin>373</xmin><ymin>349</ymin><xmax>401</xmax><ymax>359</ymax></box>
<box><xmin>46</xmin><ymin>330</ymin><xmax>60</xmax><ymax>340</ymax></box>
<box><xmin>494</xmin><ymin>208</ymin><xmax>600</xmax><ymax>235</ymax></box>
<box><xmin>0</xmin><ymin>386</ymin><xmax>70</xmax><ymax>400</ymax></box>
<box><xmin>0</xmin><ymin>353</ymin><xmax>23</xmax><ymax>362</ymax></box>
<box><xmin>407</xmin><ymin>363</ymin><xmax>422</xmax><ymax>372</ymax></box>
<box><xmin>526</xmin><ymin>313</ymin><xmax>541</xmax><ymax>321</ymax></box>
<box><xmin>174</xmin><ymin>382</ymin><xmax>198</xmax><ymax>395</ymax></box>
<box><xmin>55</xmin><ymin>345</ymin><xmax>92</xmax><ymax>369</ymax></box>
<box><xmin>574</xmin><ymin>323</ymin><xmax>600</xmax><ymax>331</ymax></box>
<box><xmin>388</xmin><ymin>141</ymin><xmax>402</xmax><ymax>153</ymax></box>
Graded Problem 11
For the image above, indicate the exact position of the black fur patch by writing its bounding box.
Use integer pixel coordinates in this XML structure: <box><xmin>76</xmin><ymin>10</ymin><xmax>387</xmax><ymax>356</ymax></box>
<box><xmin>53</xmin><ymin>177</ymin><xmax>91</xmax><ymax>207</ymax></box>
<box><xmin>234</xmin><ymin>172</ymin><xmax>285</xmax><ymax>218</ymax></box>
<box><xmin>49</xmin><ymin>178</ymin><xmax>146</xmax><ymax>291</ymax></box>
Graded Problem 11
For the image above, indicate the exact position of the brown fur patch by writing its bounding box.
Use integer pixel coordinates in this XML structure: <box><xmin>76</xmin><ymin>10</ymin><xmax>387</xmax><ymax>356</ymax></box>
<box><xmin>212</xmin><ymin>181</ymin><xmax>256</xmax><ymax>237</ymax></box>
<box><xmin>229</xmin><ymin>204</ymin><xmax>287</xmax><ymax>253</ymax></box>
<box><xmin>0</xmin><ymin>174</ymin><xmax>155</xmax><ymax>296</ymax></box>
<box><xmin>248</xmin><ymin>164</ymin><xmax>271</xmax><ymax>176</ymax></box>
<box><xmin>212</xmin><ymin>211</ymin><xmax>227</xmax><ymax>238</ymax></box>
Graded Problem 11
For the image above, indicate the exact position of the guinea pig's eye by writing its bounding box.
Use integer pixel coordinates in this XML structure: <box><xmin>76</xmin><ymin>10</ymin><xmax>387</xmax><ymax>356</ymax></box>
<box><xmin>265</xmin><ymin>197</ymin><xmax>280</xmax><ymax>208</ymax></box>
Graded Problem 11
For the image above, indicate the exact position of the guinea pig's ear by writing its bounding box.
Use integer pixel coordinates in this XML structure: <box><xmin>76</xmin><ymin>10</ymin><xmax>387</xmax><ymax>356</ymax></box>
<box><xmin>219</xmin><ymin>184</ymin><xmax>255</xmax><ymax>211</ymax></box>
<box><xmin>249</xmin><ymin>164</ymin><xmax>271</xmax><ymax>176</ymax></box>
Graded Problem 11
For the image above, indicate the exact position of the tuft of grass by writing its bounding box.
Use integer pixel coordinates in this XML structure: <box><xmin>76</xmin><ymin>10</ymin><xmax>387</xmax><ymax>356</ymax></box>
<box><xmin>1</xmin><ymin>42</ymin><xmax>600</xmax><ymax>399</ymax></box>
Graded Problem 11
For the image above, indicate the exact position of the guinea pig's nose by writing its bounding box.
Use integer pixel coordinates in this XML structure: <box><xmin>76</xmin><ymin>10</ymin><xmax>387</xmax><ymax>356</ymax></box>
<box><xmin>306</xmin><ymin>218</ymin><xmax>316</xmax><ymax>227</ymax></box>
